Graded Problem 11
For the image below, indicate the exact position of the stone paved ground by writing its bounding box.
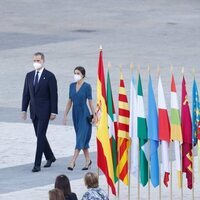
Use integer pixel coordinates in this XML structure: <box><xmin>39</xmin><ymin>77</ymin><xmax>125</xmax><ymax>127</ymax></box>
<box><xmin>0</xmin><ymin>122</ymin><xmax>199</xmax><ymax>199</ymax></box>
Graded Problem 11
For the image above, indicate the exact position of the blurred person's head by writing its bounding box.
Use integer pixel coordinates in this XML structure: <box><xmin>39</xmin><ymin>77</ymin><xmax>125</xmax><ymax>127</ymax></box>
<box><xmin>84</xmin><ymin>172</ymin><xmax>99</xmax><ymax>189</ymax></box>
<box><xmin>49</xmin><ymin>188</ymin><xmax>65</xmax><ymax>200</ymax></box>
<box><xmin>33</xmin><ymin>52</ymin><xmax>45</xmax><ymax>70</ymax></box>
<box><xmin>55</xmin><ymin>174</ymin><xmax>71</xmax><ymax>197</ymax></box>
<box><xmin>74</xmin><ymin>66</ymin><xmax>86</xmax><ymax>82</ymax></box>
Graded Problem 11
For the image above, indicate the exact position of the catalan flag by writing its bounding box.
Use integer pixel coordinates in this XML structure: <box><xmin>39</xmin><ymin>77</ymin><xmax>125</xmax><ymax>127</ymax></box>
<box><xmin>96</xmin><ymin>47</ymin><xmax>116</xmax><ymax>195</ymax></box>
<box><xmin>170</xmin><ymin>74</ymin><xmax>182</xmax><ymax>188</ymax></box>
<box><xmin>107</xmin><ymin>69</ymin><xmax>118</xmax><ymax>183</ymax></box>
<box><xmin>117</xmin><ymin>70</ymin><xmax>130</xmax><ymax>185</ymax></box>
<box><xmin>137</xmin><ymin>74</ymin><xmax>149</xmax><ymax>186</ymax></box>
<box><xmin>181</xmin><ymin>76</ymin><xmax>193</xmax><ymax>189</ymax></box>
<box><xmin>158</xmin><ymin>75</ymin><xmax>170</xmax><ymax>187</ymax></box>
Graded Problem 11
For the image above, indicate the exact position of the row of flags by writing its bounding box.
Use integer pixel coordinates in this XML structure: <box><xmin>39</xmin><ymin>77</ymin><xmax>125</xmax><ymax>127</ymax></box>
<box><xmin>96</xmin><ymin>48</ymin><xmax>200</xmax><ymax>195</ymax></box>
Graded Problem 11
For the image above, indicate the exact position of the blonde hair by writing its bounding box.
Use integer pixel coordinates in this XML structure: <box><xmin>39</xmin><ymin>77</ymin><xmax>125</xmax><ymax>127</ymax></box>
<box><xmin>84</xmin><ymin>172</ymin><xmax>99</xmax><ymax>188</ymax></box>
<box><xmin>49</xmin><ymin>188</ymin><xmax>65</xmax><ymax>200</ymax></box>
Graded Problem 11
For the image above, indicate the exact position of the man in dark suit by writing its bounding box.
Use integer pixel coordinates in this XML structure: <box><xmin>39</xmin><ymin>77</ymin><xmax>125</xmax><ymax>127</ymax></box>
<box><xmin>22</xmin><ymin>52</ymin><xmax>58</xmax><ymax>172</ymax></box>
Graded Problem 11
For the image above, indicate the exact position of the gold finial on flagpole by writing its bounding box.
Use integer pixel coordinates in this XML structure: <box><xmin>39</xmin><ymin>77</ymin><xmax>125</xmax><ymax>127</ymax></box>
<box><xmin>157</xmin><ymin>65</ymin><xmax>160</xmax><ymax>76</ymax></box>
<box><xmin>130</xmin><ymin>63</ymin><xmax>134</xmax><ymax>70</ymax></box>
<box><xmin>137</xmin><ymin>64</ymin><xmax>140</xmax><ymax>74</ymax></box>
<box><xmin>148</xmin><ymin>64</ymin><xmax>151</xmax><ymax>73</ymax></box>
<box><xmin>119</xmin><ymin>64</ymin><xmax>123</xmax><ymax>75</ymax></box>
<box><xmin>170</xmin><ymin>65</ymin><xmax>173</xmax><ymax>73</ymax></box>
<box><xmin>108</xmin><ymin>61</ymin><xmax>111</xmax><ymax>69</ymax></box>
<box><xmin>192</xmin><ymin>68</ymin><xmax>195</xmax><ymax>78</ymax></box>
<box><xmin>181</xmin><ymin>67</ymin><xmax>184</xmax><ymax>75</ymax></box>
<box><xmin>130</xmin><ymin>63</ymin><xmax>134</xmax><ymax>74</ymax></box>
<box><xmin>99</xmin><ymin>45</ymin><xmax>103</xmax><ymax>51</ymax></box>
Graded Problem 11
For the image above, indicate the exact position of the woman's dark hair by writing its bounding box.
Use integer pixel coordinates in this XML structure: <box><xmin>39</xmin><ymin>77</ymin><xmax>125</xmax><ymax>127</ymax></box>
<box><xmin>74</xmin><ymin>66</ymin><xmax>86</xmax><ymax>78</ymax></box>
<box><xmin>55</xmin><ymin>175</ymin><xmax>71</xmax><ymax>197</ymax></box>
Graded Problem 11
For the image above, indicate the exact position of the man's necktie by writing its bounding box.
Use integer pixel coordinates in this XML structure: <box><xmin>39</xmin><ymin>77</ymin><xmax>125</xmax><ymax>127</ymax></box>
<box><xmin>34</xmin><ymin>71</ymin><xmax>39</xmax><ymax>92</ymax></box>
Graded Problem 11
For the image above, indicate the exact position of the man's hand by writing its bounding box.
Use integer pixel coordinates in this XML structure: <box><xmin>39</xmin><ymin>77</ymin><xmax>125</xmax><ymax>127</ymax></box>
<box><xmin>50</xmin><ymin>114</ymin><xmax>56</xmax><ymax>121</ymax></box>
<box><xmin>21</xmin><ymin>112</ymin><xmax>27</xmax><ymax>120</ymax></box>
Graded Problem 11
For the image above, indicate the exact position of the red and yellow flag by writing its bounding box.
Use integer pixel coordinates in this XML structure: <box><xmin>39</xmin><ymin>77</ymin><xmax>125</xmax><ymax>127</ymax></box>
<box><xmin>181</xmin><ymin>76</ymin><xmax>193</xmax><ymax>189</ymax></box>
<box><xmin>117</xmin><ymin>70</ymin><xmax>130</xmax><ymax>185</ymax></box>
<box><xmin>96</xmin><ymin>47</ymin><xmax>116</xmax><ymax>195</ymax></box>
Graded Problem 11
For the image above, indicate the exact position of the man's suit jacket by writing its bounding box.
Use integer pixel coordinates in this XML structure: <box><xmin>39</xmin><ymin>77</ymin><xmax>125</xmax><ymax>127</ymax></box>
<box><xmin>22</xmin><ymin>68</ymin><xmax>58</xmax><ymax>120</ymax></box>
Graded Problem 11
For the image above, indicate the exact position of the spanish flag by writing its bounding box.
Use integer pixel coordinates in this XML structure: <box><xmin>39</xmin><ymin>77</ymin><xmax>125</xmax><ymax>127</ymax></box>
<box><xmin>96</xmin><ymin>47</ymin><xmax>116</xmax><ymax>195</ymax></box>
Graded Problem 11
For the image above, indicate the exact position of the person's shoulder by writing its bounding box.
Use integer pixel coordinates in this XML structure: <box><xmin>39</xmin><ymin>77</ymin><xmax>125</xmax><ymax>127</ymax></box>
<box><xmin>70</xmin><ymin>82</ymin><xmax>76</xmax><ymax>87</ymax></box>
<box><xmin>82</xmin><ymin>190</ymin><xmax>90</xmax><ymax>198</ymax></box>
<box><xmin>44</xmin><ymin>69</ymin><xmax>56</xmax><ymax>77</ymax></box>
<box><xmin>69</xmin><ymin>192</ymin><xmax>77</xmax><ymax>196</ymax></box>
<box><xmin>98</xmin><ymin>188</ymin><xmax>108</xmax><ymax>199</ymax></box>
<box><xmin>84</xmin><ymin>82</ymin><xmax>91</xmax><ymax>88</ymax></box>
<box><xmin>69</xmin><ymin>192</ymin><xmax>78</xmax><ymax>199</ymax></box>
<box><xmin>65</xmin><ymin>192</ymin><xmax>78</xmax><ymax>200</ymax></box>
<box><xmin>26</xmin><ymin>70</ymin><xmax>34</xmax><ymax>77</ymax></box>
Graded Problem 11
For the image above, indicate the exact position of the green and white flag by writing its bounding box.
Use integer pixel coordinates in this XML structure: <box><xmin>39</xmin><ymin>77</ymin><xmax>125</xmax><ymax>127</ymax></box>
<box><xmin>107</xmin><ymin>69</ymin><xmax>118</xmax><ymax>183</ymax></box>
<box><xmin>137</xmin><ymin>74</ymin><xmax>149</xmax><ymax>186</ymax></box>
<box><xmin>129</xmin><ymin>73</ymin><xmax>138</xmax><ymax>178</ymax></box>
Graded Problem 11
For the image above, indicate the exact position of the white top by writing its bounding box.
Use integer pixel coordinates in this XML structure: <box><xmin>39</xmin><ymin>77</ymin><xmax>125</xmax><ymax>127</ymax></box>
<box><xmin>34</xmin><ymin>67</ymin><xmax>44</xmax><ymax>83</ymax></box>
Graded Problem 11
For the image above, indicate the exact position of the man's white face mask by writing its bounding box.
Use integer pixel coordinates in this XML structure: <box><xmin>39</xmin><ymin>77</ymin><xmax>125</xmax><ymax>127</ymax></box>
<box><xmin>74</xmin><ymin>74</ymin><xmax>82</xmax><ymax>82</ymax></box>
<box><xmin>33</xmin><ymin>62</ymin><xmax>42</xmax><ymax>70</ymax></box>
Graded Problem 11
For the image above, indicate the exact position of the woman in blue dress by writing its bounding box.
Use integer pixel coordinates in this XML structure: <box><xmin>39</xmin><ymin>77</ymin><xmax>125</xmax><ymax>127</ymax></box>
<box><xmin>63</xmin><ymin>66</ymin><xmax>96</xmax><ymax>171</ymax></box>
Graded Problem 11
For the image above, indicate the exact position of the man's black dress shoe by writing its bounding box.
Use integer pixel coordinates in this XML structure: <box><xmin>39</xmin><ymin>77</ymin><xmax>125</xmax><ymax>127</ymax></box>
<box><xmin>44</xmin><ymin>156</ymin><xmax>56</xmax><ymax>168</ymax></box>
<box><xmin>32</xmin><ymin>166</ymin><xmax>41</xmax><ymax>172</ymax></box>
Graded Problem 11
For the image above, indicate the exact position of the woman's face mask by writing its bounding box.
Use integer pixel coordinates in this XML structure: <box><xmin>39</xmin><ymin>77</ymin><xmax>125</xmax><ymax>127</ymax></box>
<box><xmin>74</xmin><ymin>74</ymin><xmax>82</xmax><ymax>82</ymax></box>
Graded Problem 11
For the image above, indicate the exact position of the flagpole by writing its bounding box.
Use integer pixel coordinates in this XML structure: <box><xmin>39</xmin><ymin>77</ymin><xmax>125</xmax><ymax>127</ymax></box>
<box><xmin>117</xmin><ymin>65</ymin><xmax>122</xmax><ymax>200</ymax></box>
<box><xmin>107</xmin><ymin>61</ymin><xmax>111</xmax><ymax>199</ymax></box>
<box><xmin>137</xmin><ymin>65</ymin><xmax>140</xmax><ymax>200</ymax></box>
<box><xmin>180</xmin><ymin>146</ymin><xmax>183</xmax><ymax>200</ymax></box>
<box><xmin>108</xmin><ymin>184</ymin><xmax>110</xmax><ymax>199</ymax></box>
<box><xmin>117</xmin><ymin>138</ymin><xmax>120</xmax><ymax>200</ymax></box>
<box><xmin>97</xmin><ymin>45</ymin><xmax>101</xmax><ymax>197</ymax></box>
<box><xmin>128</xmin><ymin>145</ymin><xmax>131</xmax><ymax>200</ymax></box>
<box><xmin>170</xmin><ymin>65</ymin><xmax>173</xmax><ymax>200</ymax></box>
<box><xmin>158</xmin><ymin>66</ymin><xmax>162</xmax><ymax>200</ymax></box>
<box><xmin>159</xmin><ymin>145</ymin><xmax>161</xmax><ymax>200</ymax></box>
<box><xmin>181</xmin><ymin>67</ymin><xmax>184</xmax><ymax>200</ymax></box>
<box><xmin>192</xmin><ymin>141</ymin><xmax>194</xmax><ymax>200</ymax></box>
<box><xmin>170</xmin><ymin>143</ymin><xmax>173</xmax><ymax>200</ymax></box>
<box><xmin>138</xmin><ymin>146</ymin><xmax>140</xmax><ymax>200</ymax></box>
<box><xmin>192</xmin><ymin>68</ymin><xmax>195</xmax><ymax>200</ymax></box>
<box><xmin>148</xmin><ymin>65</ymin><xmax>150</xmax><ymax>200</ymax></box>
<box><xmin>128</xmin><ymin>63</ymin><xmax>134</xmax><ymax>200</ymax></box>
<box><xmin>118</xmin><ymin>181</ymin><xmax>120</xmax><ymax>200</ymax></box>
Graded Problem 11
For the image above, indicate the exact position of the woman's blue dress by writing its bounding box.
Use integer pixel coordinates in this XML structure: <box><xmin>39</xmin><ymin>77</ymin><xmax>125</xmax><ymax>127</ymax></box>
<box><xmin>69</xmin><ymin>82</ymin><xmax>92</xmax><ymax>150</ymax></box>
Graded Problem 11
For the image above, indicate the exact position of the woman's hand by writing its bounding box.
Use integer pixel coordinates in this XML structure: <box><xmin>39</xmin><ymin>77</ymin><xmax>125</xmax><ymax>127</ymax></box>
<box><xmin>63</xmin><ymin>115</ymin><xmax>67</xmax><ymax>125</ymax></box>
<box><xmin>91</xmin><ymin>115</ymin><xmax>97</xmax><ymax>124</ymax></box>
<box><xmin>63</xmin><ymin>100</ymin><xmax>72</xmax><ymax>125</ymax></box>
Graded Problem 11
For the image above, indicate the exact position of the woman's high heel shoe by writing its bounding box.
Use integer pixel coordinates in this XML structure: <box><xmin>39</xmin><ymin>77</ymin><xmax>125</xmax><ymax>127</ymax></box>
<box><xmin>67</xmin><ymin>162</ymin><xmax>75</xmax><ymax>171</ymax></box>
<box><xmin>82</xmin><ymin>160</ymin><xmax>92</xmax><ymax>170</ymax></box>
